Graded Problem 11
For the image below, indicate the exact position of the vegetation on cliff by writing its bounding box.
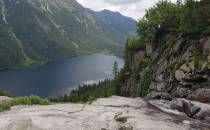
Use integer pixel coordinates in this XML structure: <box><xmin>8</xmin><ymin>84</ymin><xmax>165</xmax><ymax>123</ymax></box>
<box><xmin>123</xmin><ymin>0</ymin><xmax>210</xmax><ymax>98</ymax></box>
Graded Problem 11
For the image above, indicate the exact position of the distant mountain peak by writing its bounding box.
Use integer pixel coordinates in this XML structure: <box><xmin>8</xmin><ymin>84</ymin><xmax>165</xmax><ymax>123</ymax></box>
<box><xmin>99</xmin><ymin>9</ymin><xmax>136</xmax><ymax>21</ymax></box>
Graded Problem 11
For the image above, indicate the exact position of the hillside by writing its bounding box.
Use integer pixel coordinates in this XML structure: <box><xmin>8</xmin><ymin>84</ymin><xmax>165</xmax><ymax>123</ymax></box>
<box><xmin>0</xmin><ymin>0</ymin><xmax>136</xmax><ymax>69</ymax></box>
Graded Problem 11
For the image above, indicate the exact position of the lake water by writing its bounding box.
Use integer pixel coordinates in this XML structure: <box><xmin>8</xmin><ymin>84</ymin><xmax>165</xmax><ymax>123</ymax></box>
<box><xmin>0</xmin><ymin>55</ymin><xmax>124</xmax><ymax>98</ymax></box>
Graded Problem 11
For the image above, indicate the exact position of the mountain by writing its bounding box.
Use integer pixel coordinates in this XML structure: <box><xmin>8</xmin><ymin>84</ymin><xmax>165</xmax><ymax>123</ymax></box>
<box><xmin>96</xmin><ymin>9</ymin><xmax>136</xmax><ymax>32</ymax></box>
<box><xmin>0</xmin><ymin>0</ymin><xmax>136</xmax><ymax>69</ymax></box>
<box><xmin>95</xmin><ymin>9</ymin><xmax>136</xmax><ymax>43</ymax></box>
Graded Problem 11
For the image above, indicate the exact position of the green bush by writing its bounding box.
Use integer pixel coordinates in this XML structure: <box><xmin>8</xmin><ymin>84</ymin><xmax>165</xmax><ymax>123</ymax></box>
<box><xmin>0</xmin><ymin>90</ymin><xmax>10</xmax><ymax>97</ymax></box>
<box><xmin>138</xmin><ymin>58</ymin><xmax>152</xmax><ymax>72</ymax></box>
<box><xmin>0</xmin><ymin>96</ymin><xmax>50</xmax><ymax>112</ymax></box>
<box><xmin>125</xmin><ymin>36</ymin><xmax>146</xmax><ymax>52</ymax></box>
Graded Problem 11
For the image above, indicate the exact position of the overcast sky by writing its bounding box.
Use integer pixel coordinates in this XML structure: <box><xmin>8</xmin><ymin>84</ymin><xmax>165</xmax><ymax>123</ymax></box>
<box><xmin>76</xmin><ymin>0</ymin><xmax>177</xmax><ymax>20</ymax></box>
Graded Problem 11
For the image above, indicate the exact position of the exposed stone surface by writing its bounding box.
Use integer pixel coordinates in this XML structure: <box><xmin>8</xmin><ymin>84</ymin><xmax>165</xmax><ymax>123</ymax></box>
<box><xmin>0</xmin><ymin>96</ymin><xmax>12</xmax><ymax>104</ymax></box>
<box><xmin>144</xmin><ymin>35</ymin><xmax>210</xmax><ymax>103</ymax></box>
<box><xmin>190</xmin><ymin>89</ymin><xmax>210</xmax><ymax>103</ymax></box>
<box><xmin>202</xmin><ymin>37</ymin><xmax>210</xmax><ymax>58</ymax></box>
<box><xmin>175</xmin><ymin>70</ymin><xmax>186</xmax><ymax>81</ymax></box>
<box><xmin>149</xmin><ymin>99</ymin><xmax>210</xmax><ymax>129</ymax></box>
<box><xmin>150</xmin><ymin>98</ymin><xmax>210</xmax><ymax>120</ymax></box>
<box><xmin>0</xmin><ymin>96</ymin><xmax>192</xmax><ymax>130</ymax></box>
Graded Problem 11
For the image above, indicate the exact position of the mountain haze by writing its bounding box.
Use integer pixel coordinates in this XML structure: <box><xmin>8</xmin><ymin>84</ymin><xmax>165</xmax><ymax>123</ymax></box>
<box><xmin>0</xmin><ymin>0</ymin><xmax>136</xmax><ymax>69</ymax></box>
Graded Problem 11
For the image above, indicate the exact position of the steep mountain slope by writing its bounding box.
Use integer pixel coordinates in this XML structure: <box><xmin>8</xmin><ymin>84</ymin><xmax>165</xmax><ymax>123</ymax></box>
<box><xmin>95</xmin><ymin>9</ymin><xmax>136</xmax><ymax>43</ymax></box>
<box><xmin>0</xmin><ymin>0</ymin><xmax>136</xmax><ymax>69</ymax></box>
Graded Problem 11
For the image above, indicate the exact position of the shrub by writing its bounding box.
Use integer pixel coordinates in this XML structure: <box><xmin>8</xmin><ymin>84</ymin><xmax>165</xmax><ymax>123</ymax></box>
<box><xmin>126</xmin><ymin>36</ymin><xmax>146</xmax><ymax>52</ymax></box>
<box><xmin>0</xmin><ymin>90</ymin><xmax>10</xmax><ymax>97</ymax></box>
<box><xmin>0</xmin><ymin>96</ymin><xmax>50</xmax><ymax>112</ymax></box>
<box><xmin>138</xmin><ymin>58</ymin><xmax>152</xmax><ymax>72</ymax></box>
<box><xmin>139</xmin><ymin>71</ymin><xmax>152</xmax><ymax>97</ymax></box>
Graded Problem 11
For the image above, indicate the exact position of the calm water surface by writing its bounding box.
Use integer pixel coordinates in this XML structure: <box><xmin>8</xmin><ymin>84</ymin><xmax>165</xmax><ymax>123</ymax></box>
<box><xmin>0</xmin><ymin>55</ymin><xmax>124</xmax><ymax>98</ymax></box>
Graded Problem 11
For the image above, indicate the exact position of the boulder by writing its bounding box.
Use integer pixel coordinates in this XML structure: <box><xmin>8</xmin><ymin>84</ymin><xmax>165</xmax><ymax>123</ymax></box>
<box><xmin>183</xmin><ymin>74</ymin><xmax>207</xmax><ymax>83</ymax></box>
<box><xmin>200</xmin><ymin>62</ymin><xmax>208</xmax><ymax>73</ymax></box>
<box><xmin>189</xmin><ymin>100</ymin><xmax>210</xmax><ymax>119</ymax></box>
<box><xmin>188</xmin><ymin>61</ymin><xmax>195</xmax><ymax>71</ymax></box>
<box><xmin>149</xmin><ymin>82</ymin><xmax>166</xmax><ymax>92</ymax></box>
<box><xmin>168</xmin><ymin>99</ymin><xmax>201</xmax><ymax>118</ymax></box>
<box><xmin>147</xmin><ymin>91</ymin><xmax>171</xmax><ymax>100</ymax></box>
<box><xmin>146</xmin><ymin>43</ymin><xmax>152</xmax><ymax>56</ymax></box>
<box><xmin>172</xmin><ymin>99</ymin><xmax>210</xmax><ymax>120</ymax></box>
<box><xmin>154</xmin><ymin>74</ymin><xmax>164</xmax><ymax>82</ymax></box>
<box><xmin>170</xmin><ymin>99</ymin><xmax>184</xmax><ymax>112</ymax></box>
<box><xmin>202</xmin><ymin>37</ymin><xmax>210</xmax><ymax>58</ymax></box>
<box><xmin>173</xmin><ymin>88</ymin><xmax>191</xmax><ymax>98</ymax></box>
<box><xmin>195</xmin><ymin>109</ymin><xmax>210</xmax><ymax>119</ymax></box>
<box><xmin>182</xmin><ymin>100</ymin><xmax>194</xmax><ymax>117</ymax></box>
<box><xmin>180</xmin><ymin>64</ymin><xmax>191</xmax><ymax>73</ymax></box>
<box><xmin>193</xmin><ymin>89</ymin><xmax>210</xmax><ymax>103</ymax></box>
<box><xmin>175</xmin><ymin>70</ymin><xmax>185</xmax><ymax>81</ymax></box>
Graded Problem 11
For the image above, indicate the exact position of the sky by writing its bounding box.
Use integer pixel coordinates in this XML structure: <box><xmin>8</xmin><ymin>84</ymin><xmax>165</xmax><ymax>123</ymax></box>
<box><xmin>76</xmin><ymin>0</ymin><xmax>177</xmax><ymax>21</ymax></box>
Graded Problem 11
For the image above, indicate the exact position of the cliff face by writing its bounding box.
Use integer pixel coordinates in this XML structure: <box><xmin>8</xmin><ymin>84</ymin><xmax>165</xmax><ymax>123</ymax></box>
<box><xmin>122</xmin><ymin>33</ymin><xmax>210</xmax><ymax>103</ymax></box>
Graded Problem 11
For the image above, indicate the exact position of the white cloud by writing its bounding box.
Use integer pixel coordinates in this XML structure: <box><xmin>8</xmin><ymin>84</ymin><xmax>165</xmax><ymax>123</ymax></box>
<box><xmin>102</xmin><ymin>0</ymin><xmax>140</xmax><ymax>5</ymax></box>
<box><xmin>76</xmin><ymin>0</ymin><xmax>177</xmax><ymax>20</ymax></box>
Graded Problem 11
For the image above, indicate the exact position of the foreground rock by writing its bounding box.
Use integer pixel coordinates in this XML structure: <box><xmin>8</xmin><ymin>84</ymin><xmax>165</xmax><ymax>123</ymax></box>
<box><xmin>149</xmin><ymin>99</ymin><xmax>210</xmax><ymax>129</ymax></box>
<box><xmin>0</xmin><ymin>96</ymin><xmax>193</xmax><ymax>130</ymax></box>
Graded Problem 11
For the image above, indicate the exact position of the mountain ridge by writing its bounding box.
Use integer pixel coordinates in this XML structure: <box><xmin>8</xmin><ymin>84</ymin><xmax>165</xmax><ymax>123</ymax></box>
<box><xmin>0</xmin><ymin>0</ymin><xmax>136</xmax><ymax>69</ymax></box>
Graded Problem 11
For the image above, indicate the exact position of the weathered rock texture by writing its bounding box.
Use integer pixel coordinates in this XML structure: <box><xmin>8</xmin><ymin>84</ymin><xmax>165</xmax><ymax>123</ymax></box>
<box><xmin>150</xmin><ymin>98</ymin><xmax>210</xmax><ymax>129</ymax></box>
<box><xmin>122</xmin><ymin>33</ymin><xmax>210</xmax><ymax>103</ymax></box>
<box><xmin>0</xmin><ymin>96</ymin><xmax>192</xmax><ymax>130</ymax></box>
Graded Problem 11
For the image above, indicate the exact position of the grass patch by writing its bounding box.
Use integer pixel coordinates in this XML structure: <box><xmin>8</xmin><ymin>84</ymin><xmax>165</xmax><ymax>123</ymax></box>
<box><xmin>114</xmin><ymin>113</ymin><xmax>128</xmax><ymax>124</ymax></box>
<box><xmin>0</xmin><ymin>96</ymin><xmax>50</xmax><ymax>112</ymax></box>
<box><xmin>0</xmin><ymin>90</ymin><xmax>10</xmax><ymax>97</ymax></box>
<box><xmin>115</xmin><ymin>117</ymin><xmax>128</xmax><ymax>123</ymax></box>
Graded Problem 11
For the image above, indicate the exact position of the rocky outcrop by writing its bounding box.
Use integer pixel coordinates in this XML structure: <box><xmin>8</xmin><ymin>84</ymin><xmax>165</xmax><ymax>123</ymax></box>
<box><xmin>0</xmin><ymin>96</ymin><xmax>193</xmax><ymax>130</ymax></box>
<box><xmin>123</xmin><ymin>32</ymin><xmax>210</xmax><ymax>103</ymax></box>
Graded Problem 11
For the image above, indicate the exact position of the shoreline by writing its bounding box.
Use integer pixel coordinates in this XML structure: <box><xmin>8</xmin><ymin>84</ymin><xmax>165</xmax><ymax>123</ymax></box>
<box><xmin>0</xmin><ymin>51</ymin><xmax>123</xmax><ymax>71</ymax></box>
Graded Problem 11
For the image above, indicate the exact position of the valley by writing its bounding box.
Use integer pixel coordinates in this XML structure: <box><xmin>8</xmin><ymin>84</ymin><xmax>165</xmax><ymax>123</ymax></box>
<box><xmin>0</xmin><ymin>0</ymin><xmax>135</xmax><ymax>69</ymax></box>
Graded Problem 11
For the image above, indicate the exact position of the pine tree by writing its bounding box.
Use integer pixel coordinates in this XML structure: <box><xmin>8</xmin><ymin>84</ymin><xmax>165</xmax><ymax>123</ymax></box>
<box><xmin>113</xmin><ymin>61</ymin><xmax>118</xmax><ymax>80</ymax></box>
